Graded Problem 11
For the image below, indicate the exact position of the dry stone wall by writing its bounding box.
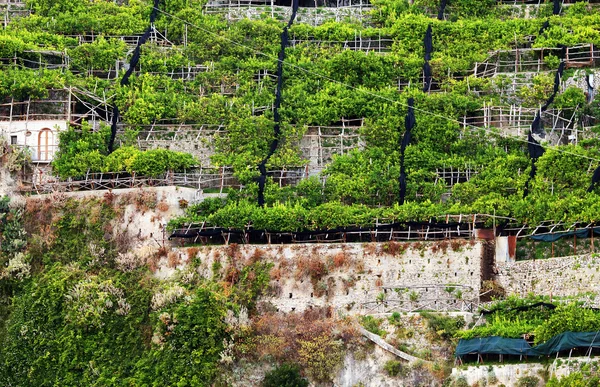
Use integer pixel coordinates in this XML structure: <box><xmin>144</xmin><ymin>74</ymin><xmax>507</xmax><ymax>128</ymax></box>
<box><xmin>496</xmin><ymin>253</ymin><xmax>600</xmax><ymax>299</ymax></box>
<box><xmin>163</xmin><ymin>240</ymin><xmax>483</xmax><ymax>314</ymax></box>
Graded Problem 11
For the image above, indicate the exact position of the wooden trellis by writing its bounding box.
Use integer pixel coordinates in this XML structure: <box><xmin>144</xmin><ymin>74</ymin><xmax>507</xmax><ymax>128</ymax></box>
<box><xmin>288</xmin><ymin>32</ymin><xmax>393</xmax><ymax>54</ymax></box>
<box><xmin>361</xmin><ymin>284</ymin><xmax>478</xmax><ymax>314</ymax></box>
<box><xmin>462</xmin><ymin>103</ymin><xmax>585</xmax><ymax>144</ymax></box>
<box><xmin>299</xmin><ymin>119</ymin><xmax>365</xmax><ymax>169</ymax></box>
<box><xmin>435</xmin><ymin>164</ymin><xmax>479</xmax><ymax>187</ymax></box>
<box><xmin>474</xmin><ymin>44</ymin><xmax>599</xmax><ymax>77</ymax></box>
<box><xmin>203</xmin><ymin>0</ymin><xmax>372</xmax><ymax>26</ymax></box>
<box><xmin>0</xmin><ymin>88</ymin><xmax>111</xmax><ymax>125</ymax></box>
<box><xmin>1</xmin><ymin>0</ymin><xmax>29</xmax><ymax>28</ymax></box>
<box><xmin>19</xmin><ymin>167</ymin><xmax>311</xmax><ymax>195</ymax></box>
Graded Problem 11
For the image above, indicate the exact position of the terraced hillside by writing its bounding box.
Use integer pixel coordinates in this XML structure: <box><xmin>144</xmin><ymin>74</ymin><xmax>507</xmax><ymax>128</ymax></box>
<box><xmin>1</xmin><ymin>0</ymin><xmax>600</xmax><ymax>385</ymax></box>
<box><xmin>2</xmin><ymin>1</ymin><xmax>600</xmax><ymax>229</ymax></box>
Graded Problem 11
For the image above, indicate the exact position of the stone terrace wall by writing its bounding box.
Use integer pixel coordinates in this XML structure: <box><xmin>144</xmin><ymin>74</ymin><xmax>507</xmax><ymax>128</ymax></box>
<box><xmin>497</xmin><ymin>254</ymin><xmax>600</xmax><ymax>298</ymax></box>
<box><xmin>162</xmin><ymin>240</ymin><xmax>483</xmax><ymax>314</ymax></box>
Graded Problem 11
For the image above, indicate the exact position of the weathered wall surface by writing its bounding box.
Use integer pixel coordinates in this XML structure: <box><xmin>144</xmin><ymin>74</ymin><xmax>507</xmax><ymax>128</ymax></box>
<box><xmin>452</xmin><ymin>356</ymin><xmax>599</xmax><ymax>386</ymax></box>
<box><xmin>161</xmin><ymin>241</ymin><xmax>483</xmax><ymax>314</ymax></box>
<box><xmin>0</xmin><ymin>119</ymin><xmax>67</xmax><ymax>162</ymax></box>
<box><xmin>497</xmin><ymin>254</ymin><xmax>600</xmax><ymax>298</ymax></box>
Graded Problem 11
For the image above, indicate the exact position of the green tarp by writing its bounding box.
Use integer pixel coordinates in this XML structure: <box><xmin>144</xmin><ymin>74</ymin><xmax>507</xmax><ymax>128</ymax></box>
<box><xmin>529</xmin><ymin>227</ymin><xmax>600</xmax><ymax>242</ymax></box>
<box><xmin>456</xmin><ymin>331</ymin><xmax>600</xmax><ymax>357</ymax></box>
<box><xmin>455</xmin><ymin>336</ymin><xmax>533</xmax><ymax>356</ymax></box>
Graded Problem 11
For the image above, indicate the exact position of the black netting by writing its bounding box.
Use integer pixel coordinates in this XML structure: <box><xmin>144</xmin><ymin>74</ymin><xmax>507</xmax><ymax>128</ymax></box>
<box><xmin>424</xmin><ymin>25</ymin><xmax>432</xmax><ymax>61</ymax></box>
<box><xmin>523</xmin><ymin>48</ymin><xmax>565</xmax><ymax>195</ymax></box>
<box><xmin>553</xmin><ymin>0</ymin><xmax>561</xmax><ymax>15</ymax></box>
<box><xmin>539</xmin><ymin>20</ymin><xmax>550</xmax><ymax>36</ymax></box>
<box><xmin>531</xmin><ymin>114</ymin><xmax>544</xmax><ymax>136</ymax></box>
<box><xmin>257</xmin><ymin>0</ymin><xmax>299</xmax><ymax>206</ymax></box>
<box><xmin>437</xmin><ymin>0</ymin><xmax>447</xmax><ymax>20</ymax></box>
<box><xmin>588</xmin><ymin>166</ymin><xmax>600</xmax><ymax>192</ymax></box>
<box><xmin>423</xmin><ymin>25</ymin><xmax>433</xmax><ymax>92</ymax></box>
<box><xmin>109</xmin><ymin>0</ymin><xmax>161</xmax><ymax>153</ymax></box>
<box><xmin>399</xmin><ymin>98</ymin><xmax>415</xmax><ymax>205</ymax></box>
<box><xmin>169</xmin><ymin>220</ymin><xmax>483</xmax><ymax>243</ymax></box>
<box><xmin>527</xmin><ymin>132</ymin><xmax>545</xmax><ymax>160</ymax></box>
<box><xmin>481</xmin><ymin>302</ymin><xmax>556</xmax><ymax>316</ymax></box>
<box><xmin>523</xmin><ymin>132</ymin><xmax>545</xmax><ymax>198</ymax></box>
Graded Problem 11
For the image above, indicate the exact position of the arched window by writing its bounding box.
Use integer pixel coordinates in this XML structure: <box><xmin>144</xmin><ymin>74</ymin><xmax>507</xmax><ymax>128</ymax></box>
<box><xmin>38</xmin><ymin>128</ymin><xmax>54</xmax><ymax>161</ymax></box>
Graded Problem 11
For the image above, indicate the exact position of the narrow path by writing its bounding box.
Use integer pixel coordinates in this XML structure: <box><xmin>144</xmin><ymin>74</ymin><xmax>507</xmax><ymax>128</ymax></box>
<box><xmin>359</xmin><ymin>327</ymin><xmax>429</xmax><ymax>364</ymax></box>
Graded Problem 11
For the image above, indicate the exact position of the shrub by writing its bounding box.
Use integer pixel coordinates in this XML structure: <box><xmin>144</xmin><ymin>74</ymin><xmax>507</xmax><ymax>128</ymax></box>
<box><xmin>516</xmin><ymin>376</ymin><xmax>539</xmax><ymax>387</ymax></box>
<box><xmin>420</xmin><ymin>312</ymin><xmax>465</xmax><ymax>340</ymax></box>
<box><xmin>298</xmin><ymin>333</ymin><xmax>344</xmax><ymax>382</ymax></box>
<box><xmin>451</xmin><ymin>376</ymin><xmax>470</xmax><ymax>387</ymax></box>
<box><xmin>383</xmin><ymin>359</ymin><xmax>405</xmax><ymax>377</ymax></box>
<box><xmin>128</xmin><ymin>149</ymin><xmax>197</xmax><ymax>177</ymax></box>
<box><xmin>360</xmin><ymin>315</ymin><xmax>387</xmax><ymax>337</ymax></box>
<box><xmin>262</xmin><ymin>363</ymin><xmax>309</xmax><ymax>387</ymax></box>
<box><xmin>534</xmin><ymin>303</ymin><xmax>600</xmax><ymax>344</ymax></box>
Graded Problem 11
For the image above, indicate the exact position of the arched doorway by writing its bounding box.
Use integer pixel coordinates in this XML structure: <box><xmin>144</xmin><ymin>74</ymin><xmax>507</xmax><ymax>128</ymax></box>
<box><xmin>38</xmin><ymin>128</ymin><xmax>54</xmax><ymax>161</ymax></box>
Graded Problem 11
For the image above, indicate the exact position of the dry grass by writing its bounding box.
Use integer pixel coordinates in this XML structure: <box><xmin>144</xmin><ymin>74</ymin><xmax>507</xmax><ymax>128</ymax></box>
<box><xmin>332</xmin><ymin>251</ymin><xmax>348</xmax><ymax>268</ymax></box>
<box><xmin>157</xmin><ymin>246</ymin><xmax>168</xmax><ymax>257</ymax></box>
<box><xmin>411</xmin><ymin>241</ymin><xmax>425</xmax><ymax>252</ymax></box>
<box><xmin>270</xmin><ymin>266</ymin><xmax>282</xmax><ymax>281</ymax></box>
<box><xmin>224</xmin><ymin>265</ymin><xmax>241</xmax><ymax>284</ymax></box>
<box><xmin>450</xmin><ymin>239</ymin><xmax>466</xmax><ymax>252</ymax></box>
<box><xmin>249</xmin><ymin>248</ymin><xmax>265</xmax><ymax>264</ymax></box>
<box><xmin>167</xmin><ymin>251</ymin><xmax>181</xmax><ymax>268</ymax></box>
<box><xmin>148</xmin><ymin>254</ymin><xmax>159</xmax><ymax>272</ymax></box>
<box><xmin>237</xmin><ymin>307</ymin><xmax>360</xmax><ymax>367</ymax></box>
<box><xmin>383</xmin><ymin>241</ymin><xmax>409</xmax><ymax>257</ymax></box>
<box><xmin>156</xmin><ymin>201</ymin><xmax>170</xmax><ymax>212</ymax></box>
<box><xmin>431</xmin><ymin>240</ymin><xmax>449</xmax><ymax>254</ymax></box>
<box><xmin>115</xmin><ymin>230</ymin><xmax>133</xmax><ymax>253</ymax></box>
<box><xmin>225</xmin><ymin>243</ymin><xmax>242</xmax><ymax>260</ymax></box>
<box><xmin>296</xmin><ymin>256</ymin><xmax>328</xmax><ymax>283</ymax></box>
<box><xmin>102</xmin><ymin>191</ymin><xmax>115</xmax><ymax>206</ymax></box>
<box><xmin>363</xmin><ymin>243</ymin><xmax>377</xmax><ymax>255</ymax></box>
<box><xmin>186</xmin><ymin>247</ymin><xmax>200</xmax><ymax>262</ymax></box>
<box><xmin>355</xmin><ymin>260</ymin><xmax>365</xmax><ymax>273</ymax></box>
<box><xmin>341</xmin><ymin>276</ymin><xmax>357</xmax><ymax>292</ymax></box>
<box><xmin>119</xmin><ymin>190</ymin><xmax>158</xmax><ymax>214</ymax></box>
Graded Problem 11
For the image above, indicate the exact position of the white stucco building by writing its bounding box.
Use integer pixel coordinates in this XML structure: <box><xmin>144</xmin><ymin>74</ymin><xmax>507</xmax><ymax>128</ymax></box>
<box><xmin>0</xmin><ymin>120</ymin><xmax>67</xmax><ymax>162</ymax></box>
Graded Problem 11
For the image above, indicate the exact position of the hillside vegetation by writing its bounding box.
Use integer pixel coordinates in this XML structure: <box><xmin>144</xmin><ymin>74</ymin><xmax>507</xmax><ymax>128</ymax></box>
<box><xmin>1</xmin><ymin>0</ymin><xmax>600</xmax><ymax>385</ymax></box>
<box><xmin>3</xmin><ymin>0</ymin><xmax>600</xmax><ymax>231</ymax></box>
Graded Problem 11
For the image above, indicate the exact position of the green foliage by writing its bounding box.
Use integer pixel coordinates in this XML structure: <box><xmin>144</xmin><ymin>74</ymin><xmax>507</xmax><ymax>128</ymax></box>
<box><xmin>420</xmin><ymin>312</ymin><xmax>465</xmax><ymax>341</ymax></box>
<box><xmin>35</xmin><ymin>197</ymin><xmax>116</xmax><ymax>267</ymax></box>
<box><xmin>0</xmin><ymin>264</ymin><xmax>152</xmax><ymax>386</ymax></box>
<box><xmin>4</xmin><ymin>0</ymin><xmax>600</xmax><ymax>230</ymax></box>
<box><xmin>298</xmin><ymin>333</ymin><xmax>344</xmax><ymax>383</ymax></box>
<box><xmin>0</xmin><ymin>199</ymin><xmax>27</xmax><ymax>257</ymax></box>
<box><xmin>535</xmin><ymin>304</ymin><xmax>600</xmax><ymax>344</ymax></box>
<box><xmin>128</xmin><ymin>148</ymin><xmax>197</xmax><ymax>177</ymax></box>
<box><xmin>263</xmin><ymin>363</ymin><xmax>309</xmax><ymax>387</ymax></box>
<box><xmin>229</xmin><ymin>259</ymin><xmax>273</xmax><ymax>312</ymax></box>
<box><xmin>68</xmin><ymin>37</ymin><xmax>127</xmax><ymax>72</ymax></box>
<box><xmin>516</xmin><ymin>376</ymin><xmax>540</xmax><ymax>387</ymax></box>
<box><xmin>134</xmin><ymin>287</ymin><xmax>228</xmax><ymax>386</ymax></box>
<box><xmin>554</xmin><ymin>86</ymin><xmax>587</xmax><ymax>111</ymax></box>
<box><xmin>547</xmin><ymin>372</ymin><xmax>600</xmax><ymax>387</ymax></box>
<box><xmin>359</xmin><ymin>315</ymin><xmax>387</xmax><ymax>337</ymax></box>
<box><xmin>0</xmin><ymin>68</ymin><xmax>66</xmax><ymax>100</ymax></box>
<box><xmin>383</xmin><ymin>359</ymin><xmax>407</xmax><ymax>377</ymax></box>
<box><xmin>457</xmin><ymin>314</ymin><xmax>538</xmax><ymax>340</ymax></box>
<box><xmin>53</xmin><ymin>125</ymin><xmax>197</xmax><ymax>178</ymax></box>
